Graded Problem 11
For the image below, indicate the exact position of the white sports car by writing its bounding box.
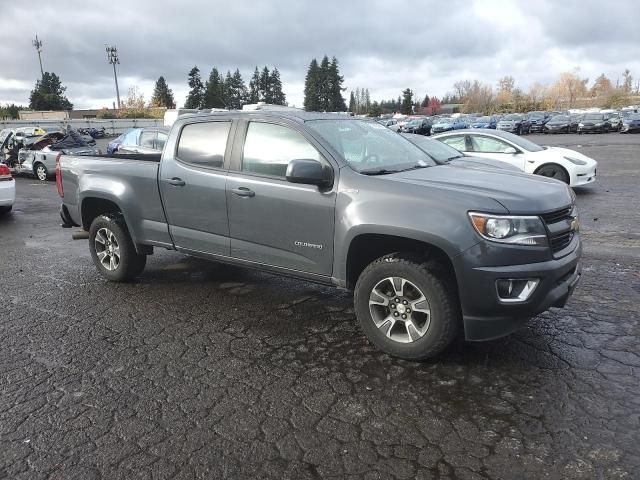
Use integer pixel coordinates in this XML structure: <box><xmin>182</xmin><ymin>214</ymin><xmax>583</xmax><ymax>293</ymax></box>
<box><xmin>433</xmin><ymin>129</ymin><xmax>597</xmax><ymax>187</ymax></box>
<box><xmin>0</xmin><ymin>163</ymin><xmax>15</xmax><ymax>215</ymax></box>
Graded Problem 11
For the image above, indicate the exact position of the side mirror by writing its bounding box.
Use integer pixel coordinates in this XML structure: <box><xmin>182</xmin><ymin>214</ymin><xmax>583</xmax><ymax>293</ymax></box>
<box><xmin>503</xmin><ymin>147</ymin><xmax>518</xmax><ymax>154</ymax></box>
<box><xmin>286</xmin><ymin>159</ymin><xmax>333</xmax><ymax>187</ymax></box>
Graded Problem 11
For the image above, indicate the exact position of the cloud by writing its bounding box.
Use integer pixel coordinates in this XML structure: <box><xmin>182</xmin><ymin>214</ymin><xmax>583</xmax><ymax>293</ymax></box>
<box><xmin>1</xmin><ymin>0</ymin><xmax>639</xmax><ymax>109</ymax></box>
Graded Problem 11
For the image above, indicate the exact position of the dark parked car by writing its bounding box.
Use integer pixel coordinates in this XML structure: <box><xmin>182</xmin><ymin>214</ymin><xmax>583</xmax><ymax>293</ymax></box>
<box><xmin>400</xmin><ymin>118</ymin><xmax>432</xmax><ymax>135</ymax></box>
<box><xmin>620</xmin><ymin>113</ymin><xmax>640</xmax><ymax>133</ymax></box>
<box><xmin>543</xmin><ymin>115</ymin><xmax>573</xmax><ymax>134</ymax></box>
<box><xmin>527</xmin><ymin>111</ymin><xmax>549</xmax><ymax>133</ymax></box>
<box><xmin>496</xmin><ymin>114</ymin><xmax>531</xmax><ymax>135</ymax></box>
<box><xmin>577</xmin><ymin>113</ymin><xmax>612</xmax><ymax>134</ymax></box>
<box><xmin>468</xmin><ymin>116</ymin><xmax>497</xmax><ymax>129</ymax></box>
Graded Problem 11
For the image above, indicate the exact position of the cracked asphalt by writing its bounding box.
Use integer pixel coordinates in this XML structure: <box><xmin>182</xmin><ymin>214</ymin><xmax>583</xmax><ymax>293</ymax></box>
<box><xmin>1</xmin><ymin>133</ymin><xmax>639</xmax><ymax>479</ymax></box>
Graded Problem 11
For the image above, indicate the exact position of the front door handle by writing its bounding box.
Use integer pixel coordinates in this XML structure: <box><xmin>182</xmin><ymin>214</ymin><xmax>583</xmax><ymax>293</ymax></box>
<box><xmin>165</xmin><ymin>177</ymin><xmax>186</xmax><ymax>186</ymax></box>
<box><xmin>231</xmin><ymin>187</ymin><xmax>255</xmax><ymax>197</ymax></box>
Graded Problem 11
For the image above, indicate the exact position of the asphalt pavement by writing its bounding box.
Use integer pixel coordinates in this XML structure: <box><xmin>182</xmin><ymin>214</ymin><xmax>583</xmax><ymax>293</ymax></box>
<box><xmin>1</xmin><ymin>133</ymin><xmax>639</xmax><ymax>479</ymax></box>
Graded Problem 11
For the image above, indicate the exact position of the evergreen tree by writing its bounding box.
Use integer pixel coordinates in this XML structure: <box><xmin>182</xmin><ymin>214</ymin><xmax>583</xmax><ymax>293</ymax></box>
<box><xmin>259</xmin><ymin>66</ymin><xmax>272</xmax><ymax>103</ymax></box>
<box><xmin>348</xmin><ymin>91</ymin><xmax>356</xmax><ymax>113</ymax></box>
<box><xmin>269</xmin><ymin>68</ymin><xmax>286</xmax><ymax>105</ymax></box>
<box><xmin>226</xmin><ymin>69</ymin><xmax>248</xmax><ymax>109</ymax></box>
<box><xmin>421</xmin><ymin>94</ymin><xmax>430</xmax><ymax>107</ymax></box>
<box><xmin>363</xmin><ymin>88</ymin><xmax>371</xmax><ymax>114</ymax></box>
<box><xmin>184</xmin><ymin>66</ymin><xmax>204</xmax><ymax>108</ymax></box>
<box><xmin>204</xmin><ymin>67</ymin><xmax>225</xmax><ymax>108</ymax></box>
<box><xmin>150</xmin><ymin>76</ymin><xmax>175</xmax><ymax>108</ymax></box>
<box><xmin>401</xmin><ymin>88</ymin><xmax>414</xmax><ymax>115</ymax></box>
<box><xmin>29</xmin><ymin>72</ymin><xmax>73</xmax><ymax>110</ymax></box>
<box><xmin>222</xmin><ymin>71</ymin><xmax>233</xmax><ymax>109</ymax></box>
<box><xmin>248</xmin><ymin>67</ymin><xmax>261</xmax><ymax>103</ymax></box>
<box><xmin>369</xmin><ymin>101</ymin><xmax>381</xmax><ymax>117</ymax></box>
<box><xmin>318</xmin><ymin>55</ymin><xmax>331</xmax><ymax>111</ymax></box>
<box><xmin>303</xmin><ymin>59</ymin><xmax>321</xmax><ymax>111</ymax></box>
<box><xmin>354</xmin><ymin>88</ymin><xmax>361</xmax><ymax>114</ymax></box>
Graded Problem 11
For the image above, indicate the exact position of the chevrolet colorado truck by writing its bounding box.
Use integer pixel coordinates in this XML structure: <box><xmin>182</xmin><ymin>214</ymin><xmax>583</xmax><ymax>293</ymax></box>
<box><xmin>57</xmin><ymin>111</ymin><xmax>582</xmax><ymax>360</ymax></box>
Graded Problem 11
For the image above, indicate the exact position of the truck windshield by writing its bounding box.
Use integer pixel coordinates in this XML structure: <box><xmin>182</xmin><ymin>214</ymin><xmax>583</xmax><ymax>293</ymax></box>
<box><xmin>308</xmin><ymin>120</ymin><xmax>436</xmax><ymax>174</ymax></box>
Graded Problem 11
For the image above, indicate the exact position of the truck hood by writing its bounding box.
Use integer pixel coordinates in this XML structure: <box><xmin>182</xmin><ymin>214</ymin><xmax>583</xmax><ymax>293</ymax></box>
<box><xmin>384</xmin><ymin>165</ymin><xmax>572</xmax><ymax>214</ymax></box>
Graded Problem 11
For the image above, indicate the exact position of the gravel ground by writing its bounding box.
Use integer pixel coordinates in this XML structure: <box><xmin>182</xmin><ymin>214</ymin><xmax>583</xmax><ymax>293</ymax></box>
<box><xmin>0</xmin><ymin>133</ymin><xmax>639</xmax><ymax>479</ymax></box>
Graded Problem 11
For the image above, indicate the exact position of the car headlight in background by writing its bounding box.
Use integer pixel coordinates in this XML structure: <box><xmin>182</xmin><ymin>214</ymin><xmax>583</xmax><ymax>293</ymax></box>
<box><xmin>469</xmin><ymin>212</ymin><xmax>548</xmax><ymax>246</ymax></box>
<box><xmin>564</xmin><ymin>156</ymin><xmax>587</xmax><ymax>165</ymax></box>
<box><xmin>578</xmin><ymin>123</ymin><xmax>584</xmax><ymax>127</ymax></box>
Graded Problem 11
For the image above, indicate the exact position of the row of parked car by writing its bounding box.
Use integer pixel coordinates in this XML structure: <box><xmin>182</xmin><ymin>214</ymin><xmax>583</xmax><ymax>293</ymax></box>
<box><xmin>378</xmin><ymin>109</ymin><xmax>640</xmax><ymax>136</ymax></box>
<box><xmin>0</xmin><ymin>125</ymin><xmax>170</xmax><ymax>182</ymax></box>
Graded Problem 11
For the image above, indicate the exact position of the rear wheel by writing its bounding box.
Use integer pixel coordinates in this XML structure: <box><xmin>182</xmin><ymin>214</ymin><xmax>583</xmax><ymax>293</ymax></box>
<box><xmin>34</xmin><ymin>163</ymin><xmax>49</xmax><ymax>181</ymax></box>
<box><xmin>0</xmin><ymin>206</ymin><xmax>12</xmax><ymax>215</ymax></box>
<box><xmin>354</xmin><ymin>253</ymin><xmax>460</xmax><ymax>360</ymax></box>
<box><xmin>89</xmin><ymin>214</ymin><xmax>146</xmax><ymax>282</ymax></box>
<box><xmin>535</xmin><ymin>164</ymin><xmax>570</xmax><ymax>184</ymax></box>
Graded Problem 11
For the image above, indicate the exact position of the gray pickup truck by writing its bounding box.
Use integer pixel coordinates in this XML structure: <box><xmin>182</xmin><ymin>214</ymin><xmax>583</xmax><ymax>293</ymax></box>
<box><xmin>58</xmin><ymin>110</ymin><xmax>582</xmax><ymax>360</ymax></box>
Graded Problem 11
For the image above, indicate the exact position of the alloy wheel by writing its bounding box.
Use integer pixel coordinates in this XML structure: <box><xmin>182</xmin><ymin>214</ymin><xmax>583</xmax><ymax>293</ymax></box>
<box><xmin>94</xmin><ymin>227</ymin><xmax>121</xmax><ymax>271</ymax></box>
<box><xmin>36</xmin><ymin>165</ymin><xmax>47</xmax><ymax>181</ymax></box>
<box><xmin>368</xmin><ymin>276</ymin><xmax>431</xmax><ymax>343</ymax></box>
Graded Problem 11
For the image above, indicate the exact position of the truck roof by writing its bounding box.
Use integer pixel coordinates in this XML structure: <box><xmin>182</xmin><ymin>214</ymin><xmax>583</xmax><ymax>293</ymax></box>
<box><xmin>177</xmin><ymin>110</ymin><xmax>358</xmax><ymax>124</ymax></box>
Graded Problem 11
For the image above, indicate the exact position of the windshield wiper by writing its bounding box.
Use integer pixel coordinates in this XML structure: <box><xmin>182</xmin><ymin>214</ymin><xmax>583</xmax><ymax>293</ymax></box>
<box><xmin>444</xmin><ymin>155</ymin><xmax>464</xmax><ymax>162</ymax></box>
<box><xmin>397</xmin><ymin>164</ymin><xmax>431</xmax><ymax>172</ymax></box>
<box><xmin>359</xmin><ymin>168</ymin><xmax>401</xmax><ymax>175</ymax></box>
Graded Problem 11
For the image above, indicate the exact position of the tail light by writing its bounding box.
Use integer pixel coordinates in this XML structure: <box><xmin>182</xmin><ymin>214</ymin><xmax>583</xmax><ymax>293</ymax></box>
<box><xmin>0</xmin><ymin>164</ymin><xmax>12</xmax><ymax>181</ymax></box>
<box><xmin>55</xmin><ymin>153</ymin><xmax>64</xmax><ymax>197</ymax></box>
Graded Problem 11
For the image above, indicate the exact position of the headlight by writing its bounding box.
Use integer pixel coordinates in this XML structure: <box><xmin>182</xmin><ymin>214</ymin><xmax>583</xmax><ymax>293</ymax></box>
<box><xmin>578</xmin><ymin>123</ymin><xmax>584</xmax><ymax>127</ymax></box>
<box><xmin>564</xmin><ymin>156</ymin><xmax>587</xmax><ymax>166</ymax></box>
<box><xmin>469</xmin><ymin>212</ymin><xmax>548</xmax><ymax>246</ymax></box>
<box><xmin>595</xmin><ymin>122</ymin><xmax>604</xmax><ymax>126</ymax></box>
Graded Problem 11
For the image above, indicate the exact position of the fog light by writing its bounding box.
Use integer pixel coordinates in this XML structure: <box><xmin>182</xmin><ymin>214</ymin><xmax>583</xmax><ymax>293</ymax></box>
<box><xmin>496</xmin><ymin>279</ymin><xmax>539</xmax><ymax>303</ymax></box>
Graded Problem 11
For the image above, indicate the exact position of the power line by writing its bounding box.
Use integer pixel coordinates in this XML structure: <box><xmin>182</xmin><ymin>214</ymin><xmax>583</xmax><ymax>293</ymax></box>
<box><xmin>105</xmin><ymin>45</ymin><xmax>121</xmax><ymax>109</ymax></box>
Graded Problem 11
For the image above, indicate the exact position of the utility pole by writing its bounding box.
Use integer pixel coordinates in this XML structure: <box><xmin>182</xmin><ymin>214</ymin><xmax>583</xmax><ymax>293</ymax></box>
<box><xmin>32</xmin><ymin>35</ymin><xmax>44</xmax><ymax>77</ymax></box>
<box><xmin>105</xmin><ymin>45</ymin><xmax>121</xmax><ymax>109</ymax></box>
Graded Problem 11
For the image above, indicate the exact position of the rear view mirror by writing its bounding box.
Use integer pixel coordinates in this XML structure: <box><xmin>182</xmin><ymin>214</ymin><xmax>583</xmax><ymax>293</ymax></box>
<box><xmin>503</xmin><ymin>147</ymin><xmax>517</xmax><ymax>154</ymax></box>
<box><xmin>286</xmin><ymin>159</ymin><xmax>333</xmax><ymax>187</ymax></box>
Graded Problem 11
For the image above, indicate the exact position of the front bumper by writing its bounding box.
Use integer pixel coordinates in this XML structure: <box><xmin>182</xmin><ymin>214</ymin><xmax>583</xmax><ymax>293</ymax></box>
<box><xmin>497</xmin><ymin>125</ymin><xmax>519</xmax><ymax>133</ymax></box>
<box><xmin>529</xmin><ymin>124</ymin><xmax>545</xmax><ymax>132</ymax></box>
<box><xmin>621</xmin><ymin>125</ymin><xmax>640</xmax><ymax>133</ymax></box>
<box><xmin>578</xmin><ymin>125</ymin><xmax>605</xmax><ymax>133</ymax></box>
<box><xmin>455</xmin><ymin>236</ymin><xmax>582</xmax><ymax>341</ymax></box>
<box><xmin>0</xmin><ymin>179</ymin><xmax>16</xmax><ymax>206</ymax></box>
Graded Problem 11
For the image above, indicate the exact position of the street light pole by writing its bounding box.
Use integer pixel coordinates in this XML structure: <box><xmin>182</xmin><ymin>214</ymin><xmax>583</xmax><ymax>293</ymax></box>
<box><xmin>32</xmin><ymin>35</ymin><xmax>44</xmax><ymax>77</ymax></box>
<box><xmin>105</xmin><ymin>45</ymin><xmax>121</xmax><ymax>109</ymax></box>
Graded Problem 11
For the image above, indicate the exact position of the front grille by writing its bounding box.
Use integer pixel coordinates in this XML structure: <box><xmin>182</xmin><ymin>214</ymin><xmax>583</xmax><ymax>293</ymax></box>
<box><xmin>550</xmin><ymin>230</ymin><xmax>574</xmax><ymax>252</ymax></box>
<box><xmin>540</xmin><ymin>206</ymin><xmax>576</xmax><ymax>253</ymax></box>
<box><xmin>541</xmin><ymin>207</ymin><xmax>572</xmax><ymax>224</ymax></box>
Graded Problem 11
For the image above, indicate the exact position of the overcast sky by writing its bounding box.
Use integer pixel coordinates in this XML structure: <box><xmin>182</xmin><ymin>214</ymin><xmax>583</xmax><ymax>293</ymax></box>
<box><xmin>1</xmin><ymin>0</ymin><xmax>639</xmax><ymax>110</ymax></box>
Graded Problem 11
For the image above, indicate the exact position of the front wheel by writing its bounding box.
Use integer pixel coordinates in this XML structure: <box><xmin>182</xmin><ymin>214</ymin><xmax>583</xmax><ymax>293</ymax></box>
<box><xmin>89</xmin><ymin>214</ymin><xmax>146</xmax><ymax>282</ymax></box>
<box><xmin>354</xmin><ymin>254</ymin><xmax>460</xmax><ymax>360</ymax></box>
<box><xmin>34</xmin><ymin>163</ymin><xmax>49</xmax><ymax>181</ymax></box>
<box><xmin>0</xmin><ymin>205</ymin><xmax>12</xmax><ymax>215</ymax></box>
<box><xmin>535</xmin><ymin>164</ymin><xmax>570</xmax><ymax>184</ymax></box>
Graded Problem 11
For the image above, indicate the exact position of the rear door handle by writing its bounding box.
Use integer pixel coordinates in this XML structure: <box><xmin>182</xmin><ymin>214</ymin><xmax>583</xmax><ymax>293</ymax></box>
<box><xmin>165</xmin><ymin>177</ymin><xmax>186</xmax><ymax>186</ymax></box>
<box><xmin>231</xmin><ymin>187</ymin><xmax>255</xmax><ymax>197</ymax></box>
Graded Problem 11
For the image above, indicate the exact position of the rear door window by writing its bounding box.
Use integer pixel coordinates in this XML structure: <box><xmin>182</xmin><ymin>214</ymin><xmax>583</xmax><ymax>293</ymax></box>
<box><xmin>177</xmin><ymin>122</ymin><xmax>231</xmax><ymax>168</ymax></box>
<box><xmin>439</xmin><ymin>135</ymin><xmax>467</xmax><ymax>151</ymax></box>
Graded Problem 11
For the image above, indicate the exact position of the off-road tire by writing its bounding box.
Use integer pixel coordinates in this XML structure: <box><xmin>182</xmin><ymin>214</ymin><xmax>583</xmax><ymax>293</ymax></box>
<box><xmin>89</xmin><ymin>214</ymin><xmax>146</xmax><ymax>282</ymax></box>
<box><xmin>354</xmin><ymin>253</ymin><xmax>460</xmax><ymax>360</ymax></box>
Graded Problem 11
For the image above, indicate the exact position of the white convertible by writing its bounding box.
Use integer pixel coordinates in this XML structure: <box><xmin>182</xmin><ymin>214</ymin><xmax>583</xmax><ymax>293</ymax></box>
<box><xmin>433</xmin><ymin>129</ymin><xmax>597</xmax><ymax>187</ymax></box>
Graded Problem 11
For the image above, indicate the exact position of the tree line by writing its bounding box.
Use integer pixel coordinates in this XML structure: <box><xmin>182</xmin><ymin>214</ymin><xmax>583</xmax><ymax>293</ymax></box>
<box><xmin>3</xmin><ymin>62</ymin><xmax>638</xmax><ymax>120</ymax></box>
<box><xmin>183</xmin><ymin>65</ymin><xmax>286</xmax><ymax>110</ymax></box>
